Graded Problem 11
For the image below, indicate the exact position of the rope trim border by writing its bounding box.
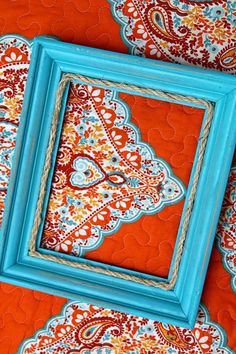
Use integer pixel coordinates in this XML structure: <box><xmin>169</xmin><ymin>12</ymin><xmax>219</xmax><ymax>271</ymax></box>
<box><xmin>29</xmin><ymin>73</ymin><xmax>214</xmax><ymax>290</ymax></box>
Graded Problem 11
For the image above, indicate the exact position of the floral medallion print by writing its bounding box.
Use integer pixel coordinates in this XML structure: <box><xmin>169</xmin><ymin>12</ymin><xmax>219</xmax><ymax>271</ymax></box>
<box><xmin>41</xmin><ymin>83</ymin><xmax>185</xmax><ymax>256</ymax></box>
<box><xmin>0</xmin><ymin>35</ymin><xmax>31</xmax><ymax>224</ymax></box>
<box><xmin>19</xmin><ymin>301</ymin><xmax>232</xmax><ymax>354</ymax></box>
<box><xmin>216</xmin><ymin>166</ymin><xmax>236</xmax><ymax>292</ymax></box>
<box><xmin>109</xmin><ymin>0</ymin><xmax>236</xmax><ymax>72</ymax></box>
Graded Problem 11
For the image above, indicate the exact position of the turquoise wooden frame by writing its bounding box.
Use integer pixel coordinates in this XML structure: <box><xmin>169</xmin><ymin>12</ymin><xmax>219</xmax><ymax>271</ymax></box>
<box><xmin>0</xmin><ymin>36</ymin><xmax>235</xmax><ymax>328</ymax></box>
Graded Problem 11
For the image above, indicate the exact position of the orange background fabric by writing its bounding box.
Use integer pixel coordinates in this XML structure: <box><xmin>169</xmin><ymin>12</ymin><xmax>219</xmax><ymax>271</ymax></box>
<box><xmin>0</xmin><ymin>0</ymin><xmax>235</xmax><ymax>353</ymax></box>
<box><xmin>0</xmin><ymin>0</ymin><xmax>126</xmax><ymax>53</ymax></box>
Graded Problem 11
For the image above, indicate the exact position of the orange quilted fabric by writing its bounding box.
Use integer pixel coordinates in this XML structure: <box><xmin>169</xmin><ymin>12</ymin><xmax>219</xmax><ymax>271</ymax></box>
<box><xmin>0</xmin><ymin>1</ymin><xmax>235</xmax><ymax>353</ymax></box>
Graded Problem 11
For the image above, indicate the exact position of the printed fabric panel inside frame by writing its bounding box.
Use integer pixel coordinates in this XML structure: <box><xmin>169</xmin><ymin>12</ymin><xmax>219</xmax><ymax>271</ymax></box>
<box><xmin>40</xmin><ymin>78</ymin><xmax>204</xmax><ymax>279</ymax></box>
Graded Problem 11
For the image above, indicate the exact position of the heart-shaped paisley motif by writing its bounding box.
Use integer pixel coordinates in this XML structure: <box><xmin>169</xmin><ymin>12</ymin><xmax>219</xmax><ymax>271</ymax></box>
<box><xmin>70</xmin><ymin>157</ymin><xmax>105</xmax><ymax>188</ymax></box>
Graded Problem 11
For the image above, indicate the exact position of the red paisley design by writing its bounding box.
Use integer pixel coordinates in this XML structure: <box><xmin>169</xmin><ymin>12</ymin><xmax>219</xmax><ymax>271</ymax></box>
<box><xmin>110</xmin><ymin>0</ymin><xmax>236</xmax><ymax>72</ymax></box>
<box><xmin>0</xmin><ymin>36</ymin><xmax>30</xmax><ymax>224</ymax></box>
<box><xmin>20</xmin><ymin>302</ymin><xmax>232</xmax><ymax>353</ymax></box>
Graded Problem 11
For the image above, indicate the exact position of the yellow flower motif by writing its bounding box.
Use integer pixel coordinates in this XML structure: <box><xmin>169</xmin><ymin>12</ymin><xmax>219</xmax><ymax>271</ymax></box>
<box><xmin>213</xmin><ymin>27</ymin><xmax>230</xmax><ymax>40</ymax></box>
<box><xmin>62</xmin><ymin>127</ymin><xmax>77</xmax><ymax>144</ymax></box>
<box><xmin>73</xmin><ymin>207</ymin><xmax>89</xmax><ymax>221</ymax></box>
<box><xmin>191</xmin><ymin>7</ymin><xmax>202</xmax><ymax>15</ymax></box>
<box><xmin>101</xmin><ymin>143</ymin><xmax>113</xmax><ymax>151</ymax></box>
<box><xmin>89</xmin><ymin>198</ymin><xmax>100</xmax><ymax>208</ymax></box>
<box><xmin>160</xmin><ymin>41</ymin><xmax>169</xmax><ymax>49</ymax></box>
<box><xmin>141</xmin><ymin>339</ymin><xmax>160</xmax><ymax>350</ymax></box>
<box><xmin>96</xmin><ymin>132</ymin><xmax>106</xmax><ymax>139</ymax></box>
<box><xmin>100</xmin><ymin>309</ymin><xmax>112</xmax><ymax>316</ymax></box>
<box><xmin>111</xmin><ymin>336</ymin><xmax>125</xmax><ymax>353</ymax></box>
<box><xmin>182</xmin><ymin>7</ymin><xmax>203</xmax><ymax>28</ymax></box>
<box><xmin>5</xmin><ymin>98</ymin><xmax>21</xmax><ymax>119</ymax></box>
<box><xmin>94</xmin><ymin>124</ymin><xmax>103</xmax><ymax>132</ymax></box>
<box><xmin>48</xmin><ymin>199</ymin><xmax>60</xmax><ymax>210</ymax></box>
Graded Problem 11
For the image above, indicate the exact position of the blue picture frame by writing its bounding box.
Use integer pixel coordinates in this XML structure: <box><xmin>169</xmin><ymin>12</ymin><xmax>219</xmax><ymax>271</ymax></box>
<box><xmin>0</xmin><ymin>36</ymin><xmax>235</xmax><ymax>328</ymax></box>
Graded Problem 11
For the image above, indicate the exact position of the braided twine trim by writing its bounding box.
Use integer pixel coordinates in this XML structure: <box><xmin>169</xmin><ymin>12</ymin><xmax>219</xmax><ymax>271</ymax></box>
<box><xmin>29</xmin><ymin>73</ymin><xmax>214</xmax><ymax>290</ymax></box>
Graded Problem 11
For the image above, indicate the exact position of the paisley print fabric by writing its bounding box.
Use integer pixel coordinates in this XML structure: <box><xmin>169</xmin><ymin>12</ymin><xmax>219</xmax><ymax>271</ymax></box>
<box><xmin>0</xmin><ymin>25</ymin><xmax>235</xmax><ymax>354</ymax></box>
<box><xmin>217</xmin><ymin>166</ymin><xmax>236</xmax><ymax>292</ymax></box>
<box><xmin>109</xmin><ymin>0</ymin><xmax>236</xmax><ymax>72</ymax></box>
<box><xmin>19</xmin><ymin>301</ymin><xmax>232</xmax><ymax>354</ymax></box>
<box><xmin>41</xmin><ymin>83</ymin><xmax>185</xmax><ymax>257</ymax></box>
<box><xmin>0</xmin><ymin>35</ymin><xmax>31</xmax><ymax>224</ymax></box>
